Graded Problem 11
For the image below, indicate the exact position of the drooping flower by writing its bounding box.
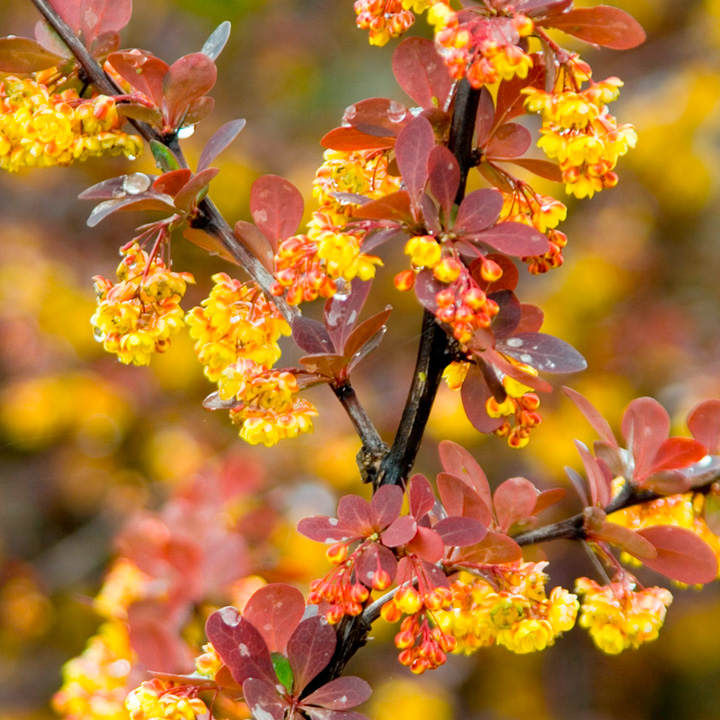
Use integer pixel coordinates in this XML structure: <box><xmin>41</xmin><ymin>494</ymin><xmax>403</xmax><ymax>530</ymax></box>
<box><xmin>0</xmin><ymin>76</ymin><xmax>141</xmax><ymax>172</ymax></box>
<box><xmin>91</xmin><ymin>243</ymin><xmax>194</xmax><ymax>365</ymax></box>
<box><xmin>575</xmin><ymin>577</ymin><xmax>672</xmax><ymax>654</ymax></box>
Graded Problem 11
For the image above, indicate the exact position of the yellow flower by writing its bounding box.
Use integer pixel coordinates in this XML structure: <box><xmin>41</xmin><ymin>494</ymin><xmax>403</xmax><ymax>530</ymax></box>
<box><xmin>91</xmin><ymin>243</ymin><xmax>194</xmax><ymax>366</ymax></box>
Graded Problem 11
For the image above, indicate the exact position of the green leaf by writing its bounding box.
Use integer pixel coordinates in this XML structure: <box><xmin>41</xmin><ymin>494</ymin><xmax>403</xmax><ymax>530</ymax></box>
<box><xmin>150</xmin><ymin>140</ymin><xmax>180</xmax><ymax>172</ymax></box>
<box><xmin>271</xmin><ymin>652</ymin><xmax>294</xmax><ymax>693</ymax></box>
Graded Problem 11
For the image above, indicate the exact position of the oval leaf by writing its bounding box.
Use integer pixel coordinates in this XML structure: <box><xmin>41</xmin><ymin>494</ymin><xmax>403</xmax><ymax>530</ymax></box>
<box><xmin>302</xmin><ymin>676</ymin><xmax>372</xmax><ymax>710</ymax></box>
<box><xmin>434</xmin><ymin>516</ymin><xmax>487</xmax><ymax>547</ymax></box>
<box><xmin>243</xmin><ymin>584</ymin><xmax>306</xmax><ymax>654</ymax></box>
<box><xmin>163</xmin><ymin>52</ymin><xmax>217</xmax><ymax>130</ymax></box>
<box><xmin>201</xmin><ymin>21</ymin><xmax>232</xmax><ymax>60</ymax></box>
<box><xmin>0</xmin><ymin>37</ymin><xmax>63</xmax><ymax>73</ymax></box>
<box><xmin>428</xmin><ymin>145</ymin><xmax>460</xmax><ymax>217</ymax></box>
<box><xmin>454</xmin><ymin>188</ymin><xmax>503</xmax><ymax>234</ymax></box>
<box><xmin>392</xmin><ymin>37</ymin><xmax>452</xmax><ymax>110</ymax></box>
<box><xmin>493</xmin><ymin>477</ymin><xmax>538</xmax><ymax>532</ymax></box>
<box><xmin>543</xmin><ymin>5</ymin><xmax>646</xmax><ymax>50</ymax></box>
<box><xmin>473</xmin><ymin>222</ymin><xmax>550</xmax><ymax>257</ymax></box>
<box><xmin>498</xmin><ymin>332</ymin><xmax>587</xmax><ymax>373</ymax></box>
<box><xmin>394</xmin><ymin>116</ymin><xmax>435</xmax><ymax>204</ymax></box>
<box><xmin>250</xmin><ymin>175</ymin><xmax>304</xmax><ymax>248</ymax></box>
<box><xmin>198</xmin><ymin>118</ymin><xmax>246</xmax><ymax>171</ymax></box>
<box><xmin>286</xmin><ymin>617</ymin><xmax>337</xmax><ymax>693</ymax></box>
<box><xmin>688</xmin><ymin>399</ymin><xmax>720</xmax><ymax>454</ymax></box>
<box><xmin>637</xmin><ymin>526</ymin><xmax>718</xmax><ymax>584</ymax></box>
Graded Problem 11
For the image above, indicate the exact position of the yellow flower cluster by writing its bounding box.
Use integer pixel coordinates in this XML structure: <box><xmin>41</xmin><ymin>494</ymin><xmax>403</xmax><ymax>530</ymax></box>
<box><xmin>500</xmin><ymin>190</ymin><xmax>568</xmax><ymax>274</ymax></box>
<box><xmin>609</xmin><ymin>493</ymin><xmax>720</xmax><ymax>577</ymax></box>
<box><xmin>52</xmin><ymin>620</ymin><xmax>134</xmax><ymax>720</ymax></box>
<box><xmin>433</xmin><ymin>11</ymin><xmax>534</xmax><ymax>89</ymax></box>
<box><xmin>524</xmin><ymin>72</ymin><xmax>637</xmax><ymax>199</ymax></box>
<box><xmin>91</xmin><ymin>243</ymin><xmax>194</xmax><ymax>366</ymax></box>
<box><xmin>186</xmin><ymin>273</ymin><xmax>290</xmax><ymax>382</ymax></box>
<box><xmin>126</xmin><ymin>680</ymin><xmax>207</xmax><ymax>720</ymax></box>
<box><xmin>575</xmin><ymin>577</ymin><xmax>673</xmax><ymax>654</ymax></box>
<box><xmin>434</xmin><ymin>566</ymin><xmax>578</xmax><ymax>655</ymax></box>
<box><xmin>274</xmin><ymin>149</ymin><xmax>398</xmax><ymax>304</ymax></box>
<box><xmin>0</xmin><ymin>75</ymin><xmax>141</xmax><ymax>172</ymax></box>
<box><xmin>354</xmin><ymin>0</ymin><xmax>416</xmax><ymax>46</ymax></box>
<box><xmin>187</xmin><ymin>273</ymin><xmax>316</xmax><ymax>446</ymax></box>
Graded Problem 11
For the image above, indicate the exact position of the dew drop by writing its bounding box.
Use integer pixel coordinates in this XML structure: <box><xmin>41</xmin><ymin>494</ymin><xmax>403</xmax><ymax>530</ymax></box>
<box><xmin>505</xmin><ymin>337</ymin><xmax>523</xmax><ymax>348</ymax></box>
<box><xmin>122</xmin><ymin>173</ymin><xmax>150</xmax><ymax>195</ymax></box>
<box><xmin>388</xmin><ymin>100</ymin><xmax>406</xmax><ymax>123</ymax></box>
<box><xmin>177</xmin><ymin>125</ymin><xmax>195</xmax><ymax>139</ymax></box>
<box><xmin>343</xmin><ymin>104</ymin><xmax>358</xmax><ymax>123</ymax></box>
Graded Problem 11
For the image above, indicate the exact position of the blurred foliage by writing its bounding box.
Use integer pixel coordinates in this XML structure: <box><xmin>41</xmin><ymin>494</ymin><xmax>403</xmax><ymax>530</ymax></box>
<box><xmin>1</xmin><ymin>0</ymin><xmax>720</xmax><ymax>718</ymax></box>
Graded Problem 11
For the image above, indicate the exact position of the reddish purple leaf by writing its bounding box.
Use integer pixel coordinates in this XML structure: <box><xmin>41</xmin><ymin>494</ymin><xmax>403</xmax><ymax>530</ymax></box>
<box><xmin>504</xmin><ymin>157</ymin><xmax>563</xmax><ymax>182</ymax></box>
<box><xmin>562</xmin><ymin>386</ymin><xmax>617</xmax><ymax>447</ymax></box>
<box><xmin>297</xmin><ymin>516</ymin><xmax>354</xmax><ymax>543</ymax></box>
<box><xmin>242</xmin><ymin>584</ymin><xmax>306</xmax><ymax>654</ymax></box>
<box><xmin>250</xmin><ymin>175</ymin><xmax>304</xmax><ymax>248</ymax></box>
<box><xmin>108</xmin><ymin>50</ymin><xmax>168</xmax><ymax>107</ymax></box>
<box><xmin>437</xmin><ymin>440</ymin><xmax>492</xmax><ymax>506</ymax></box>
<box><xmin>184</xmin><ymin>96</ymin><xmax>215</xmax><ymax>125</ymax></box>
<box><xmin>533</xmin><ymin>487</ymin><xmax>566</xmax><ymax>514</ymax></box>
<box><xmin>542</xmin><ymin>5</ymin><xmax>646</xmax><ymax>50</ymax></box>
<box><xmin>87</xmin><ymin>195</ymin><xmax>176</xmax><ymax>227</ymax></box>
<box><xmin>163</xmin><ymin>52</ymin><xmax>217</xmax><ymax>129</ymax></box>
<box><xmin>650</xmin><ymin>437</ymin><xmax>707</xmax><ymax>475</ymax></box>
<box><xmin>428</xmin><ymin>146</ymin><xmax>460</xmax><ymax>217</ymax></box>
<box><xmin>516</xmin><ymin>304</ymin><xmax>544</xmax><ymax>333</ymax></box>
<box><xmin>434</xmin><ymin>516</ymin><xmax>487</xmax><ymax>547</ymax></box>
<box><xmin>493</xmin><ymin>477</ymin><xmax>538</xmax><ymax>532</ymax></box>
<box><xmin>343</xmin><ymin>308</ymin><xmax>392</xmax><ymax>360</ymax></box>
<box><xmin>486</xmin><ymin>123</ymin><xmax>532</xmax><ymax>158</ymax></box>
<box><xmin>79</xmin><ymin>173</ymin><xmax>150</xmax><ymax>200</ymax></box>
<box><xmin>406</xmin><ymin>526</ymin><xmax>444</xmax><ymax>563</ymax></box>
<box><xmin>461</xmin><ymin>530</ymin><xmax>523</xmax><ymax>564</ymax></box>
<box><xmin>343</xmin><ymin>98</ymin><xmax>409</xmax><ymax>137</ymax></box>
<box><xmin>325</xmin><ymin>279</ymin><xmax>372</xmax><ymax>352</ymax></box>
<box><xmin>234</xmin><ymin>220</ymin><xmax>274</xmax><ymax>270</ymax></box>
<box><xmin>461</xmin><ymin>367</ymin><xmax>504</xmax><ymax>434</ymax></box>
<box><xmin>292</xmin><ymin>317</ymin><xmax>335</xmax><ymax>355</ymax></box>
<box><xmin>475</xmin><ymin>88</ymin><xmax>495</xmax><ymax>146</ymax></box>
<box><xmin>621</xmin><ymin>397</ymin><xmax>670</xmax><ymax>483</ymax></box>
<box><xmin>381</xmin><ymin>515</ymin><xmax>418</xmax><ymax>547</ymax></box>
<box><xmin>394</xmin><ymin>116</ymin><xmax>435</xmax><ymax>204</ymax></box>
<box><xmin>287</xmin><ymin>616</ymin><xmax>337</xmax><ymax>692</ymax></box>
<box><xmin>370</xmin><ymin>484</ymin><xmax>404</xmax><ymax>530</ymax></box>
<box><xmin>436</xmin><ymin>472</ymin><xmax>493</xmax><ymax>527</ymax></box>
<box><xmin>321</xmin><ymin>126</ymin><xmax>395</xmax><ymax>151</ymax></box>
<box><xmin>303</xmin><ymin>676</ymin><xmax>372</xmax><ymax>710</ymax></box>
<box><xmin>304</xmin><ymin>710</ymin><xmax>369</xmax><ymax>720</ymax></box>
<box><xmin>490</xmin><ymin>290</ymin><xmax>522</xmax><ymax>339</ymax></box>
<box><xmin>50</xmin><ymin>0</ymin><xmax>133</xmax><ymax>44</ymax></box>
<box><xmin>592</xmin><ymin>521</ymin><xmax>657</xmax><ymax>560</ymax></box>
<box><xmin>354</xmin><ymin>191</ymin><xmax>413</xmax><ymax>223</ymax></box>
<box><xmin>205</xmin><ymin>607</ymin><xmax>276</xmax><ymax>685</ymax></box>
<box><xmin>454</xmin><ymin>188</ymin><xmax>503</xmax><ymax>234</ymax></box>
<box><xmin>643</xmin><ymin>470</ymin><xmax>692</xmax><ymax>496</ymax></box>
<box><xmin>574</xmin><ymin>440</ymin><xmax>611</xmax><ymax>507</ymax></box>
<box><xmin>408</xmin><ymin>474</ymin><xmax>436</xmax><ymax>519</ymax></box>
<box><xmin>355</xmin><ymin>543</ymin><xmax>397</xmax><ymax>587</ymax></box>
<box><xmin>173</xmin><ymin>168</ymin><xmax>219</xmax><ymax>211</ymax></box>
<box><xmin>0</xmin><ymin>37</ymin><xmax>64</xmax><ymax>73</ymax></box>
<box><xmin>495</xmin><ymin>64</ymin><xmax>545</xmax><ymax>125</ymax></box>
<box><xmin>472</xmin><ymin>222</ymin><xmax>550</xmax><ymax>257</ymax></box>
<box><xmin>337</xmin><ymin>495</ymin><xmax>375</xmax><ymax>536</ymax></box>
<box><xmin>198</xmin><ymin>118</ymin><xmax>246</xmax><ymax>172</ymax></box>
<box><xmin>497</xmin><ymin>332</ymin><xmax>587</xmax><ymax>373</ymax></box>
<box><xmin>243</xmin><ymin>678</ymin><xmax>286</xmax><ymax>720</ymax></box>
<box><xmin>688</xmin><ymin>399</ymin><xmax>720</xmax><ymax>454</ymax></box>
<box><xmin>153</xmin><ymin>168</ymin><xmax>193</xmax><ymax>196</ymax></box>
<box><xmin>565</xmin><ymin>466</ymin><xmax>589</xmax><ymax>506</ymax></box>
<box><xmin>392</xmin><ymin>37</ymin><xmax>453</xmax><ymax>109</ymax></box>
<box><xmin>637</xmin><ymin>526</ymin><xmax>718</xmax><ymax>584</ymax></box>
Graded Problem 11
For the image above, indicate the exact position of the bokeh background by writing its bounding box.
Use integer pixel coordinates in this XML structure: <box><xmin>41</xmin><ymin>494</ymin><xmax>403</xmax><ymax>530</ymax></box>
<box><xmin>1</xmin><ymin>0</ymin><xmax>720</xmax><ymax>718</ymax></box>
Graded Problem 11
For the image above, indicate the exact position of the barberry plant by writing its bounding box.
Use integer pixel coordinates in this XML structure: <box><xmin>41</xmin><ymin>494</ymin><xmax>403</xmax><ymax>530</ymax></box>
<box><xmin>3</xmin><ymin>0</ymin><xmax>720</xmax><ymax>718</ymax></box>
